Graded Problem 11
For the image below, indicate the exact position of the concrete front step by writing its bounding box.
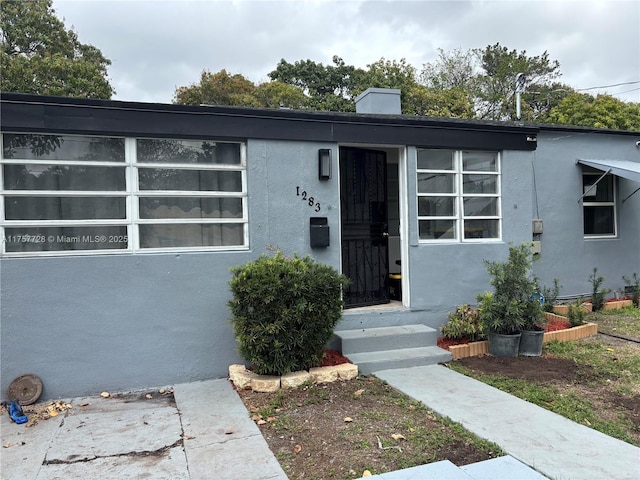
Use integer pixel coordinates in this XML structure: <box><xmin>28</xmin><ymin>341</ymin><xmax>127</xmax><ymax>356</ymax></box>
<box><xmin>359</xmin><ymin>456</ymin><xmax>548</xmax><ymax>479</ymax></box>
<box><xmin>347</xmin><ymin>346</ymin><xmax>452</xmax><ymax>375</ymax></box>
<box><xmin>336</xmin><ymin>324</ymin><xmax>439</xmax><ymax>355</ymax></box>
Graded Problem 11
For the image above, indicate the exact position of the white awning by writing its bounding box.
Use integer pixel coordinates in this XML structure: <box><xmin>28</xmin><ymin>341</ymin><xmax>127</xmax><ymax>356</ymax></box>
<box><xmin>577</xmin><ymin>159</ymin><xmax>640</xmax><ymax>184</ymax></box>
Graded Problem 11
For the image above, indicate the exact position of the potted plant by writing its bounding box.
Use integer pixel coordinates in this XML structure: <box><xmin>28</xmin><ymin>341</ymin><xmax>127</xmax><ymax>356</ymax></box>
<box><xmin>518</xmin><ymin>289</ymin><xmax>546</xmax><ymax>357</ymax></box>
<box><xmin>476</xmin><ymin>243</ymin><xmax>539</xmax><ymax>357</ymax></box>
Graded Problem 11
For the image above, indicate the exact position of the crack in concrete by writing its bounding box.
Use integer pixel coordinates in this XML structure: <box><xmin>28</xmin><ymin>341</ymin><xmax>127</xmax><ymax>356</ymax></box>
<box><xmin>42</xmin><ymin>439</ymin><xmax>184</xmax><ymax>465</ymax></box>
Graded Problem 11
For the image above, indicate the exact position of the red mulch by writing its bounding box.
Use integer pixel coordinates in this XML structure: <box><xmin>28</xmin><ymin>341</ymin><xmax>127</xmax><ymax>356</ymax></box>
<box><xmin>320</xmin><ymin>349</ymin><xmax>351</xmax><ymax>366</ymax></box>
<box><xmin>584</xmin><ymin>297</ymin><xmax>631</xmax><ymax>305</ymax></box>
<box><xmin>546</xmin><ymin>317</ymin><xmax>571</xmax><ymax>332</ymax></box>
<box><xmin>438</xmin><ymin>317</ymin><xmax>572</xmax><ymax>350</ymax></box>
<box><xmin>437</xmin><ymin>337</ymin><xmax>471</xmax><ymax>349</ymax></box>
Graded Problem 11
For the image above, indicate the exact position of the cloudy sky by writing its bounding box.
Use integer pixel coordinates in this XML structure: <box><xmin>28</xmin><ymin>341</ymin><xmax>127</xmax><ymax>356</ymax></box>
<box><xmin>51</xmin><ymin>0</ymin><xmax>640</xmax><ymax>105</ymax></box>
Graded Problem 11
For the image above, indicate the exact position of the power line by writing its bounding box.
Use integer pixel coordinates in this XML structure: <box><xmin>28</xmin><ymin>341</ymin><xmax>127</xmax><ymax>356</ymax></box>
<box><xmin>609</xmin><ymin>87</ymin><xmax>640</xmax><ymax>97</ymax></box>
<box><xmin>575</xmin><ymin>80</ymin><xmax>640</xmax><ymax>92</ymax></box>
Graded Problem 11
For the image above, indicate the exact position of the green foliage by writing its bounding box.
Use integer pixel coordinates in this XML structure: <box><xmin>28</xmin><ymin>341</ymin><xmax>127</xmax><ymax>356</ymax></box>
<box><xmin>228</xmin><ymin>251</ymin><xmax>348</xmax><ymax>376</ymax></box>
<box><xmin>540</xmin><ymin>278</ymin><xmax>562</xmax><ymax>313</ymax></box>
<box><xmin>172</xmin><ymin>45</ymin><xmax>638</xmax><ymax>129</ymax></box>
<box><xmin>474</xmin><ymin>43</ymin><xmax>561</xmax><ymax>121</ymax></box>
<box><xmin>405</xmin><ymin>85</ymin><xmax>475</xmax><ymax>118</ymax></box>
<box><xmin>174</xmin><ymin>69</ymin><xmax>257</xmax><ymax>106</ymax></box>
<box><xmin>252</xmin><ymin>81</ymin><xmax>309</xmax><ymax>109</ymax></box>
<box><xmin>548</xmin><ymin>93</ymin><xmax>640</xmax><ymax>131</ymax></box>
<box><xmin>441</xmin><ymin>305</ymin><xmax>485</xmax><ymax>341</ymax></box>
<box><xmin>566</xmin><ymin>297</ymin><xmax>586</xmax><ymax>327</ymax></box>
<box><xmin>1</xmin><ymin>0</ymin><xmax>113</xmax><ymax>98</ymax></box>
<box><xmin>589</xmin><ymin>268</ymin><xmax>611</xmax><ymax>311</ymax></box>
<box><xmin>476</xmin><ymin>243</ymin><xmax>544</xmax><ymax>334</ymax></box>
<box><xmin>593</xmin><ymin>306</ymin><xmax>640</xmax><ymax>338</ymax></box>
<box><xmin>268</xmin><ymin>55</ymin><xmax>361</xmax><ymax>111</ymax></box>
<box><xmin>622</xmin><ymin>273</ymin><xmax>640</xmax><ymax>307</ymax></box>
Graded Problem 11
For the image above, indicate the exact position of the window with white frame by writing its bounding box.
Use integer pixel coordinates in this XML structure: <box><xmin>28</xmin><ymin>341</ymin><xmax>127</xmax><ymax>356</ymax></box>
<box><xmin>1</xmin><ymin>133</ymin><xmax>247</xmax><ymax>255</ymax></box>
<box><xmin>417</xmin><ymin>149</ymin><xmax>501</xmax><ymax>241</ymax></box>
<box><xmin>582</xmin><ymin>168</ymin><xmax>616</xmax><ymax>237</ymax></box>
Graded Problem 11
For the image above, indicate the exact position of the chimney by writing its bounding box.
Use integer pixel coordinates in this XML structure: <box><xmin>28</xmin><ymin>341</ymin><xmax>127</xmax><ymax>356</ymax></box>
<box><xmin>355</xmin><ymin>88</ymin><xmax>401</xmax><ymax>114</ymax></box>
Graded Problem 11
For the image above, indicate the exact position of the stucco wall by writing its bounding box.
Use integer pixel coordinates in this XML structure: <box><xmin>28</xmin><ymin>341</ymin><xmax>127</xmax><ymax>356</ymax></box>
<box><xmin>530</xmin><ymin>131</ymin><xmax>640</xmax><ymax>297</ymax></box>
<box><xmin>2</xmin><ymin>131</ymin><xmax>638</xmax><ymax>401</ymax></box>
<box><xmin>405</xmin><ymin>148</ymin><xmax>536</xmax><ymax>328</ymax></box>
<box><xmin>0</xmin><ymin>138</ymin><xmax>341</xmax><ymax>401</ymax></box>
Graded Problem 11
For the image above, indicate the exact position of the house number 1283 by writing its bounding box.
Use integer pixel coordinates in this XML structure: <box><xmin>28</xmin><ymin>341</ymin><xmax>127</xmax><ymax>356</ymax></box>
<box><xmin>296</xmin><ymin>186</ymin><xmax>321</xmax><ymax>212</ymax></box>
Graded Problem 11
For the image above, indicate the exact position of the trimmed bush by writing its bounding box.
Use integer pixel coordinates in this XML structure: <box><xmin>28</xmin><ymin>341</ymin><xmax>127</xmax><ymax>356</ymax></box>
<box><xmin>228</xmin><ymin>251</ymin><xmax>349</xmax><ymax>376</ymax></box>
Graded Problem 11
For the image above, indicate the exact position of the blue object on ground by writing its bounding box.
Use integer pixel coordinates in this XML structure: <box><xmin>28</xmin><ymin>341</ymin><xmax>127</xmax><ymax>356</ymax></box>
<box><xmin>8</xmin><ymin>400</ymin><xmax>28</xmax><ymax>424</ymax></box>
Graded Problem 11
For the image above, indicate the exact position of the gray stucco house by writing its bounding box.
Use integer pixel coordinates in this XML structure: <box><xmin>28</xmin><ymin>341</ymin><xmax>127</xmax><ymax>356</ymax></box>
<box><xmin>1</xmin><ymin>89</ymin><xmax>639</xmax><ymax>401</ymax></box>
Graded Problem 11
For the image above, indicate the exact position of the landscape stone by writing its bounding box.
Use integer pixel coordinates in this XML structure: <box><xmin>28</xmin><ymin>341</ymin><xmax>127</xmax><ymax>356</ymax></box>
<box><xmin>281</xmin><ymin>371</ymin><xmax>312</xmax><ymax>389</ymax></box>
<box><xmin>251</xmin><ymin>376</ymin><xmax>281</xmax><ymax>392</ymax></box>
<box><xmin>309</xmin><ymin>366</ymin><xmax>339</xmax><ymax>384</ymax></box>
<box><xmin>228</xmin><ymin>364</ymin><xmax>258</xmax><ymax>390</ymax></box>
<box><xmin>333</xmin><ymin>363</ymin><xmax>358</xmax><ymax>380</ymax></box>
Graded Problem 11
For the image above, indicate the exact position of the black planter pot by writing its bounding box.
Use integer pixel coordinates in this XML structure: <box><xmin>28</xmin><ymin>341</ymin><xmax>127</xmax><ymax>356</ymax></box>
<box><xmin>519</xmin><ymin>329</ymin><xmax>545</xmax><ymax>357</ymax></box>
<box><xmin>488</xmin><ymin>332</ymin><xmax>521</xmax><ymax>357</ymax></box>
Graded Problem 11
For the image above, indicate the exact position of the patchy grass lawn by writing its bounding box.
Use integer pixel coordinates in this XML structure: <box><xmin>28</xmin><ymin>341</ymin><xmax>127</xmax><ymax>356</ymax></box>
<box><xmin>590</xmin><ymin>306</ymin><xmax>640</xmax><ymax>338</ymax></box>
<box><xmin>448</xmin><ymin>308</ymin><xmax>640</xmax><ymax>446</ymax></box>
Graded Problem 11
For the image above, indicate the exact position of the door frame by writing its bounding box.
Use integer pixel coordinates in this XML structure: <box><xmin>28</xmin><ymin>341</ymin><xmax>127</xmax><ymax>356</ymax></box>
<box><xmin>337</xmin><ymin>144</ymin><xmax>409</xmax><ymax>308</ymax></box>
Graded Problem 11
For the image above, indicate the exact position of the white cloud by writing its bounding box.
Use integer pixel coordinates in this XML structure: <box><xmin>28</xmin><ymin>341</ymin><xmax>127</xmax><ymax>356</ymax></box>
<box><xmin>52</xmin><ymin>0</ymin><xmax>640</xmax><ymax>103</ymax></box>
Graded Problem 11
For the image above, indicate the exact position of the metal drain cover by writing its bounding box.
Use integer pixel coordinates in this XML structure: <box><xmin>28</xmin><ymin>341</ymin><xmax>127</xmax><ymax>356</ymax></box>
<box><xmin>7</xmin><ymin>374</ymin><xmax>43</xmax><ymax>405</ymax></box>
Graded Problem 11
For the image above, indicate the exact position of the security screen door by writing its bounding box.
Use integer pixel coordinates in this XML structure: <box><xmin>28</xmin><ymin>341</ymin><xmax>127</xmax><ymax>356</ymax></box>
<box><xmin>339</xmin><ymin>147</ymin><xmax>389</xmax><ymax>308</ymax></box>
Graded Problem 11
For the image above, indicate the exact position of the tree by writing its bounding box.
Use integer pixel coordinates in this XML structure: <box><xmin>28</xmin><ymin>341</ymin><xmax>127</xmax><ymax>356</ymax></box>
<box><xmin>173</xmin><ymin>69</ymin><xmax>257</xmax><ymax>106</ymax></box>
<box><xmin>420</xmin><ymin>47</ymin><xmax>478</xmax><ymax>91</ymax></box>
<box><xmin>405</xmin><ymin>85</ymin><xmax>475</xmax><ymax>118</ymax></box>
<box><xmin>548</xmin><ymin>93</ymin><xmax>640</xmax><ymax>131</ymax></box>
<box><xmin>268</xmin><ymin>55</ymin><xmax>363</xmax><ymax>111</ymax></box>
<box><xmin>473</xmin><ymin>43</ymin><xmax>561</xmax><ymax>121</ymax></box>
<box><xmin>420</xmin><ymin>44</ymin><xmax>564</xmax><ymax>122</ymax></box>
<box><xmin>252</xmin><ymin>81</ymin><xmax>308</xmax><ymax>109</ymax></box>
<box><xmin>522</xmin><ymin>82</ymin><xmax>575</xmax><ymax>122</ymax></box>
<box><xmin>1</xmin><ymin>0</ymin><xmax>114</xmax><ymax>98</ymax></box>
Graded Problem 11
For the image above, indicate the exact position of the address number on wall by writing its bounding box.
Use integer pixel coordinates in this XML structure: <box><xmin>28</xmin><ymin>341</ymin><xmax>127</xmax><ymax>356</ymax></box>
<box><xmin>296</xmin><ymin>186</ymin><xmax>321</xmax><ymax>212</ymax></box>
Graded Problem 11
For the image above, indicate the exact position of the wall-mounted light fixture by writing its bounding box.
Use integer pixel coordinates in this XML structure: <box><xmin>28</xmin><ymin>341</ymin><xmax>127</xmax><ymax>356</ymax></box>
<box><xmin>318</xmin><ymin>149</ymin><xmax>331</xmax><ymax>180</ymax></box>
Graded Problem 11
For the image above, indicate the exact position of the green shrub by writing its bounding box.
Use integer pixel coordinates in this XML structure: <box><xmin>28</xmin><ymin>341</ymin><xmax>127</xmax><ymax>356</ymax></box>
<box><xmin>622</xmin><ymin>273</ymin><xmax>640</xmax><ymax>307</ymax></box>
<box><xmin>566</xmin><ymin>297</ymin><xmax>586</xmax><ymax>327</ymax></box>
<box><xmin>540</xmin><ymin>278</ymin><xmax>562</xmax><ymax>313</ymax></box>
<box><xmin>477</xmin><ymin>243</ymin><xmax>544</xmax><ymax>335</ymax></box>
<box><xmin>589</xmin><ymin>268</ymin><xmax>611</xmax><ymax>311</ymax></box>
<box><xmin>228</xmin><ymin>251</ymin><xmax>349</xmax><ymax>376</ymax></box>
<box><xmin>441</xmin><ymin>305</ymin><xmax>485</xmax><ymax>341</ymax></box>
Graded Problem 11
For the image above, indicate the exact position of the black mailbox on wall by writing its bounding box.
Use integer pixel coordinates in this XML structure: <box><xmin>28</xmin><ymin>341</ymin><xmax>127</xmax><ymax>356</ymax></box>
<box><xmin>310</xmin><ymin>217</ymin><xmax>330</xmax><ymax>248</ymax></box>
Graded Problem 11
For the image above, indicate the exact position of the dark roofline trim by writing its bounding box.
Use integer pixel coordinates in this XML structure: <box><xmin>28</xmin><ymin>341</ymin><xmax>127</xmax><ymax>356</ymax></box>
<box><xmin>1</xmin><ymin>92</ymin><xmax>542</xmax><ymax>151</ymax></box>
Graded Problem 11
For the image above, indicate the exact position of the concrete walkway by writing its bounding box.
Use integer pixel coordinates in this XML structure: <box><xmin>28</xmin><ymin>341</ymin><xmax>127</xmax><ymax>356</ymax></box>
<box><xmin>1</xmin><ymin>379</ymin><xmax>287</xmax><ymax>480</ymax></box>
<box><xmin>375</xmin><ymin>364</ymin><xmax>640</xmax><ymax>480</ymax></box>
<box><xmin>2</xmin><ymin>367</ymin><xmax>639</xmax><ymax>479</ymax></box>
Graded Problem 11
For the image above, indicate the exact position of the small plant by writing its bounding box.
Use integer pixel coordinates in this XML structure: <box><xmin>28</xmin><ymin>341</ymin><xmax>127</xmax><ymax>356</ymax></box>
<box><xmin>589</xmin><ymin>268</ymin><xmax>611</xmax><ymax>311</ymax></box>
<box><xmin>622</xmin><ymin>273</ymin><xmax>640</xmax><ymax>307</ymax></box>
<box><xmin>540</xmin><ymin>278</ymin><xmax>562</xmax><ymax>313</ymax></box>
<box><xmin>566</xmin><ymin>297</ymin><xmax>586</xmax><ymax>327</ymax></box>
<box><xmin>441</xmin><ymin>305</ymin><xmax>485</xmax><ymax>342</ymax></box>
<box><xmin>476</xmin><ymin>243</ymin><xmax>544</xmax><ymax>335</ymax></box>
<box><xmin>228</xmin><ymin>251</ymin><xmax>349</xmax><ymax>376</ymax></box>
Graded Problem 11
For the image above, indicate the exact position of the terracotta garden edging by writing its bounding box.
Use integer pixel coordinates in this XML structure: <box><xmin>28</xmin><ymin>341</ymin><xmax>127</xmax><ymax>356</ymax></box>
<box><xmin>553</xmin><ymin>299</ymin><xmax>633</xmax><ymax>315</ymax></box>
<box><xmin>448</xmin><ymin>312</ymin><xmax>598</xmax><ymax>360</ymax></box>
<box><xmin>601</xmin><ymin>299</ymin><xmax>633</xmax><ymax>310</ymax></box>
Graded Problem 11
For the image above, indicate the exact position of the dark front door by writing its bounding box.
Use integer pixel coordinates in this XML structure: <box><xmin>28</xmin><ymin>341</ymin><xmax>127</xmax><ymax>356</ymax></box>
<box><xmin>340</xmin><ymin>147</ymin><xmax>389</xmax><ymax>308</ymax></box>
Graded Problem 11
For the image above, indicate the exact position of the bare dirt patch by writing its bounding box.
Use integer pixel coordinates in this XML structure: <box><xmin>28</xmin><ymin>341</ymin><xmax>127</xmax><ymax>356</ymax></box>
<box><xmin>453</xmin><ymin>334</ymin><xmax>640</xmax><ymax>446</ymax></box>
<box><xmin>236</xmin><ymin>376</ymin><xmax>500</xmax><ymax>480</ymax></box>
<box><xmin>456</xmin><ymin>355</ymin><xmax>595</xmax><ymax>383</ymax></box>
